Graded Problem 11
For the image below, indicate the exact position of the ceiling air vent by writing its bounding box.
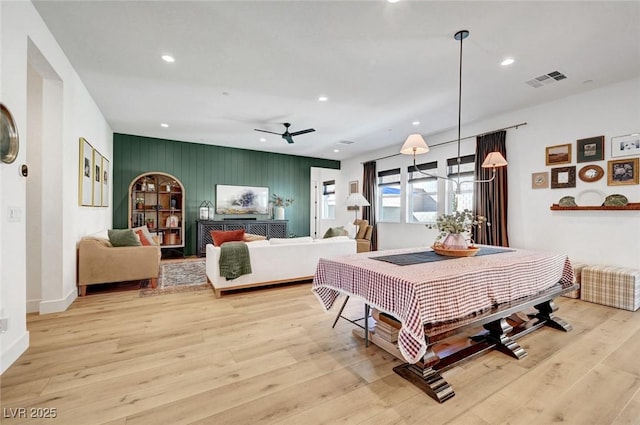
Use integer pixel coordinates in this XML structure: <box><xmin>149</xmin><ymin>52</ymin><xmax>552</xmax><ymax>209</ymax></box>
<box><xmin>525</xmin><ymin>71</ymin><xmax>567</xmax><ymax>88</ymax></box>
<box><xmin>338</xmin><ymin>140</ymin><xmax>355</xmax><ymax>145</ymax></box>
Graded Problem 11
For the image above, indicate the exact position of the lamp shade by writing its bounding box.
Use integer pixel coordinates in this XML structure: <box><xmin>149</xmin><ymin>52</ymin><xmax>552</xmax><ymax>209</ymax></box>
<box><xmin>345</xmin><ymin>193</ymin><xmax>370</xmax><ymax>207</ymax></box>
<box><xmin>481</xmin><ymin>151</ymin><xmax>508</xmax><ymax>168</ymax></box>
<box><xmin>400</xmin><ymin>134</ymin><xmax>430</xmax><ymax>155</ymax></box>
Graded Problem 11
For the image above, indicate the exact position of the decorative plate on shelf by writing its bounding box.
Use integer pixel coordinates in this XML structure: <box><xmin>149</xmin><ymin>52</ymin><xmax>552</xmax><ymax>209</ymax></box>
<box><xmin>604</xmin><ymin>194</ymin><xmax>628</xmax><ymax>207</ymax></box>
<box><xmin>578</xmin><ymin>164</ymin><xmax>605</xmax><ymax>182</ymax></box>
<box><xmin>558</xmin><ymin>196</ymin><xmax>577</xmax><ymax>207</ymax></box>
<box><xmin>576</xmin><ymin>190</ymin><xmax>605</xmax><ymax>207</ymax></box>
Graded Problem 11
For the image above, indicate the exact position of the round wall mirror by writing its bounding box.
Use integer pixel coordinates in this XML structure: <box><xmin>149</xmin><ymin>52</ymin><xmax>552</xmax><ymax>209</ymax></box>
<box><xmin>1</xmin><ymin>103</ymin><xmax>20</xmax><ymax>164</ymax></box>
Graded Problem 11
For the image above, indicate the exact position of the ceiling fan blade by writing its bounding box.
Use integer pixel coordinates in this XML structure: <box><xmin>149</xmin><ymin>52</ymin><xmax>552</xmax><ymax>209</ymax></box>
<box><xmin>254</xmin><ymin>129</ymin><xmax>282</xmax><ymax>135</ymax></box>
<box><xmin>290</xmin><ymin>128</ymin><xmax>316</xmax><ymax>137</ymax></box>
<box><xmin>283</xmin><ymin>134</ymin><xmax>295</xmax><ymax>144</ymax></box>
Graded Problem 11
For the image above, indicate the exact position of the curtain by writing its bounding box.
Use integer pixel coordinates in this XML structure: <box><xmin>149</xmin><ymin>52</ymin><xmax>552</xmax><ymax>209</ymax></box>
<box><xmin>473</xmin><ymin>130</ymin><xmax>509</xmax><ymax>247</ymax></box>
<box><xmin>362</xmin><ymin>161</ymin><xmax>378</xmax><ymax>251</ymax></box>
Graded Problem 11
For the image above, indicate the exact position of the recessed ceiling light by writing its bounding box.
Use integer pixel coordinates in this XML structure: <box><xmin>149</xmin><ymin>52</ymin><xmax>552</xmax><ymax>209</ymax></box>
<box><xmin>333</xmin><ymin>149</ymin><xmax>339</xmax><ymax>153</ymax></box>
<box><xmin>318</xmin><ymin>96</ymin><xmax>328</xmax><ymax>102</ymax></box>
<box><xmin>161</xmin><ymin>55</ymin><xmax>175</xmax><ymax>63</ymax></box>
<box><xmin>412</xmin><ymin>121</ymin><xmax>420</xmax><ymax>126</ymax></box>
<box><xmin>259</xmin><ymin>138</ymin><xmax>266</xmax><ymax>142</ymax></box>
<box><xmin>501</xmin><ymin>58</ymin><xmax>514</xmax><ymax>66</ymax></box>
<box><xmin>388</xmin><ymin>0</ymin><xmax>400</xmax><ymax>3</ymax></box>
<box><xmin>160</xmin><ymin>123</ymin><xmax>169</xmax><ymax>128</ymax></box>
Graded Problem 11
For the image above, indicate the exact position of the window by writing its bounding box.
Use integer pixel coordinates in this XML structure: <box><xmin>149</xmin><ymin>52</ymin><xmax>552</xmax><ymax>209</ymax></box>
<box><xmin>446</xmin><ymin>155</ymin><xmax>475</xmax><ymax>213</ymax></box>
<box><xmin>321</xmin><ymin>180</ymin><xmax>335</xmax><ymax>219</ymax></box>
<box><xmin>407</xmin><ymin>161</ymin><xmax>438</xmax><ymax>223</ymax></box>
<box><xmin>377</xmin><ymin>168</ymin><xmax>401</xmax><ymax>222</ymax></box>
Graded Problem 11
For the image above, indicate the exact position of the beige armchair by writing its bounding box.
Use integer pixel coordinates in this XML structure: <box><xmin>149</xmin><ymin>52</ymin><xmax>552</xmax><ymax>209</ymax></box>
<box><xmin>77</xmin><ymin>237</ymin><xmax>161</xmax><ymax>296</ymax></box>
<box><xmin>354</xmin><ymin>219</ymin><xmax>373</xmax><ymax>253</ymax></box>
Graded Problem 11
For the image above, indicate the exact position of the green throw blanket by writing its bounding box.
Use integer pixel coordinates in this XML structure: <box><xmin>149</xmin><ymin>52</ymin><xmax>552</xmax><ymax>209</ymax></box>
<box><xmin>219</xmin><ymin>241</ymin><xmax>252</xmax><ymax>280</ymax></box>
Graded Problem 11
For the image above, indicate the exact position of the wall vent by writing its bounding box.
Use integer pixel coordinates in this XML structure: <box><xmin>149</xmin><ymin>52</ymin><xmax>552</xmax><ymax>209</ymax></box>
<box><xmin>526</xmin><ymin>71</ymin><xmax>567</xmax><ymax>88</ymax></box>
<box><xmin>338</xmin><ymin>140</ymin><xmax>355</xmax><ymax>145</ymax></box>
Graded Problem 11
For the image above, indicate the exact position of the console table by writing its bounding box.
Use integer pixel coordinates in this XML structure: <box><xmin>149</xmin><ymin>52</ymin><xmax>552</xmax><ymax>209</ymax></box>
<box><xmin>196</xmin><ymin>220</ymin><xmax>288</xmax><ymax>257</ymax></box>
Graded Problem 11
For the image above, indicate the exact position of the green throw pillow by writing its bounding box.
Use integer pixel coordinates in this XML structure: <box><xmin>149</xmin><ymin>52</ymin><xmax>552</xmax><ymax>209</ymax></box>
<box><xmin>323</xmin><ymin>226</ymin><xmax>348</xmax><ymax>239</ymax></box>
<box><xmin>108</xmin><ymin>229</ymin><xmax>142</xmax><ymax>247</ymax></box>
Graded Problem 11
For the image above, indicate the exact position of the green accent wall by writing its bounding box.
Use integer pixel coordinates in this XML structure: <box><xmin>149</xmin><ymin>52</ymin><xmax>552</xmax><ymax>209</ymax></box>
<box><xmin>113</xmin><ymin>133</ymin><xmax>340</xmax><ymax>256</ymax></box>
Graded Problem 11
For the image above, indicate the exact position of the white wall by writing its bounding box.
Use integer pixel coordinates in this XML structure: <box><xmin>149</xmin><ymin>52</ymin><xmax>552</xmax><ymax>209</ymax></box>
<box><xmin>1</xmin><ymin>1</ymin><xmax>113</xmax><ymax>373</ymax></box>
<box><xmin>341</xmin><ymin>77</ymin><xmax>640</xmax><ymax>268</ymax></box>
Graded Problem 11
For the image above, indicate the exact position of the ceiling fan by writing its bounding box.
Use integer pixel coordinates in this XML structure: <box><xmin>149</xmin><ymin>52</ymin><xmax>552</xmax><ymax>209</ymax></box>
<box><xmin>254</xmin><ymin>122</ymin><xmax>315</xmax><ymax>144</ymax></box>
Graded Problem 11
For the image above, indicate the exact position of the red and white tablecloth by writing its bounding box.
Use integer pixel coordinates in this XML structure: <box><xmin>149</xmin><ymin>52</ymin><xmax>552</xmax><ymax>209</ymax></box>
<box><xmin>312</xmin><ymin>247</ymin><xmax>575</xmax><ymax>364</ymax></box>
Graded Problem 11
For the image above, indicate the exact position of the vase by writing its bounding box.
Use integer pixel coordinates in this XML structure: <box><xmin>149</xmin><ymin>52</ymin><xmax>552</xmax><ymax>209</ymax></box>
<box><xmin>275</xmin><ymin>206</ymin><xmax>285</xmax><ymax>220</ymax></box>
<box><xmin>442</xmin><ymin>233</ymin><xmax>468</xmax><ymax>250</ymax></box>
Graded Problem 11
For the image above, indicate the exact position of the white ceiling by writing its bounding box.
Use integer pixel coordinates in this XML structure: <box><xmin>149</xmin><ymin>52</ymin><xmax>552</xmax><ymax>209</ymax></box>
<box><xmin>32</xmin><ymin>1</ymin><xmax>640</xmax><ymax>160</ymax></box>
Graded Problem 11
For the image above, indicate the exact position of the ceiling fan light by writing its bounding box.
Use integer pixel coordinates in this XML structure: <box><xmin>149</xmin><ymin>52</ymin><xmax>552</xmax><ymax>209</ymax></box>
<box><xmin>400</xmin><ymin>134</ymin><xmax>429</xmax><ymax>155</ymax></box>
<box><xmin>481</xmin><ymin>151</ymin><xmax>508</xmax><ymax>168</ymax></box>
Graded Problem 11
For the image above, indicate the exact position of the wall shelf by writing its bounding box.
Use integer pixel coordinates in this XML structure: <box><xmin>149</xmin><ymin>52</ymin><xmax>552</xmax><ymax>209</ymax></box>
<box><xmin>550</xmin><ymin>203</ymin><xmax>640</xmax><ymax>211</ymax></box>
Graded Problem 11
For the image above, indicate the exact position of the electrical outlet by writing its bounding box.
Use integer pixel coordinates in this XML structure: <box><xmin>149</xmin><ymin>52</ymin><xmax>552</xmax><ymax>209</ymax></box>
<box><xmin>0</xmin><ymin>318</ymin><xmax>9</xmax><ymax>333</ymax></box>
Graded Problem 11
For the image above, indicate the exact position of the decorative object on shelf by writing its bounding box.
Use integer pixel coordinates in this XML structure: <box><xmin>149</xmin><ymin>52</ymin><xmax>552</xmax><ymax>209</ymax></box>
<box><xmin>558</xmin><ymin>196</ymin><xmax>577</xmax><ymax>207</ymax></box>
<box><xmin>428</xmin><ymin>209</ymin><xmax>486</xmax><ymax>254</ymax></box>
<box><xmin>216</xmin><ymin>184</ymin><xmax>269</xmax><ymax>214</ymax></box>
<box><xmin>170</xmin><ymin>197</ymin><xmax>177</xmax><ymax>209</ymax></box>
<box><xmin>399</xmin><ymin>30</ymin><xmax>508</xmax><ymax>192</ymax></box>
<box><xmin>551</xmin><ymin>166</ymin><xmax>576</xmax><ymax>189</ymax></box>
<box><xmin>604</xmin><ymin>194</ymin><xmax>629</xmax><ymax>207</ymax></box>
<box><xmin>146</xmin><ymin>218</ymin><xmax>155</xmax><ymax>229</ymax></box>
<box><xmin>345</xmin><ymin>193</ymin><xmax>370</xmax><ymax>221</ymax></box>
<box><xmin>136</xmin><ymin>198</ymin><xmax>144</xmax><ymax>209</ymax></box>
<box><xmin>576</xmin><ymin>135</ymin><xmax>604</xmax><ymax>162</ymax></box>
<box><xmin>165</xmin><ymin>214</ymin><xmax>180</xmax><ymax>228</ymax></box>
<box><xmin>575</xmin><ymin>190</ymin><xmax>605</xmax><ymax>207</ymax></box>
<box><xmin>546</xmin><ymin>143</ymin><xmax>572</xmax><ymax>166</ymax></box>
<box><xmin>611</xmin><ymin>133</ymin><xmax>640</xmax><ymax>158</ymax></box>
<box><xmin>1</xmin><ymin>103</ymin><xmax>19</xmax><ymax>164</ymax></box>
<box><xmin>578</xmin><ymin>164</ymin><xmax>605</xmax><ymax>182</ymax></box>
<box><xmin>531</xmin><ymin>171</ymin><xmax>549</xmax><ymax>189</ymax></box>
<box><xmin>199</xmin><ymin>200</ymin><xmax>214</xmax><ymax>220</ymax></box>
<box><xmin>272</xmin><ymin>193</ymin><xmax>294</xmax><ymax>220</ymax></box>
<box><xmin>608</xmin><ymin>158</ymin><xmax>639</xmax><ymax>186</ymax></box>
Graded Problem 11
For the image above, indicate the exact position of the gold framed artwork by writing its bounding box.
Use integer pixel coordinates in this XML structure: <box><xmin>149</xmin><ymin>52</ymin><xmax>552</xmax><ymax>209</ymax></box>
<box><xmin>78</xmin><ymin>137</ymin><xmax>93</xmax><ymax>206</ymax></box>
<box><xmin>550</xmin><ymin>166</ymin><xmax>576</xmax><ymax>189</ymax></box>
<box><xmin>92</xmin><ymin>149</ymin><xmax>103</xmax><ymax>206</ymax></box>
<box><xmin>576</xmin><ymin>135</ymin><xmax>604</xmax><ymax>162</ymax></box>
<box><xmin>545</xmin><ymin>143</ymin><xmax>572</xmax><ymax>166</ymax></box>
<box><xmin>608</xmin><ymin>158</ymin><xmax>639</xmax><ymax>186</ymax></box>
<box><xmin>531</xmin><ymin>172</ymin><xmax>549</xmax><ymax>189</ymax></box>
<box><xmin>101</xmin><ymin>156</ymin><xmax>110</xmax><ymax>207</ymax></box>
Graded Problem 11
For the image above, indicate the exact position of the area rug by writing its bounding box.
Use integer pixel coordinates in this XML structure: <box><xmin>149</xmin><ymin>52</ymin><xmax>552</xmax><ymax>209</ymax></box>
<box><xmin>139</xmin><ymin>258</ymin><xmax>212</xmax><ymax>297</ymax></box>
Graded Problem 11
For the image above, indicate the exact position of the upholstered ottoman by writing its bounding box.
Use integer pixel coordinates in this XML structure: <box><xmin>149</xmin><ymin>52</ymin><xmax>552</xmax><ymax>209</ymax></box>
<box><xmin>581</xmin><ymin>266</ymin><xmax>640</xmax><ymax>311</ymax></box>
<box><xmin>562</xmin><ymin>261</ymin><xmax>588</xmax><ymax>299</ymax></box>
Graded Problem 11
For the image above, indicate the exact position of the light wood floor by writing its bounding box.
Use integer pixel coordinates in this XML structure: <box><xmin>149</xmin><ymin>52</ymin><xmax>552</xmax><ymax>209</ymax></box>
<box><xmin>1</xmin><ymin>283</ymin><xmax>639</xmax><ymax>425</ymax></box>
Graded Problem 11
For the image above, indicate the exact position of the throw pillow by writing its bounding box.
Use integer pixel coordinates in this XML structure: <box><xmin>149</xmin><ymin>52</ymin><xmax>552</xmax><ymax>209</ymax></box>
<box><xmin>323</xmin><ymin>226</ymin><xmax>348</xmax><ymax>239</ymax></box>
<box><xmin>343</xmin><ymin>222</ymin><xmax>357</xmax><ymax>239</ymax></box>
<box><xmin>211</xmin><ymin>229</ymin><xmax>245</xmax><ymax>246</ymax></box>
<box><xmin>132</xmin><ymin>226</ymin><xmax>156</xmax><ymax>246</ymax></box>
<box><xmin>108</xmin><ymin>229</ymin><xmax>141</xmax><ymax>247</ymax></box>
<box><xmin>243</xmin><ymin>233</ymin><xmax>267</xmax><ymax>242</ymax></box>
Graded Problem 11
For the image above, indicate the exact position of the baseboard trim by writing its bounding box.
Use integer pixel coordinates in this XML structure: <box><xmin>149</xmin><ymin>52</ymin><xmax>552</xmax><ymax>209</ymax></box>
<box><xmin>39</xmin><ymin>287</ymin><xmax>77</xmax><ymax>314</ymax></box>
<box><xmin>1</xmin><ymin>330</ymin><xmax>29</xmax><ymax>374</ymax></box>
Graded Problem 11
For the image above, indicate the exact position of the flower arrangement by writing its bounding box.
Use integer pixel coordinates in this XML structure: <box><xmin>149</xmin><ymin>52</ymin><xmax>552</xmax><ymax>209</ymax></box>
<box><xmin>272</xmin><ymin>194</ymin><xmax>294</xmax><ymax>208</ymax></box>
<box><xmin>428</xmin><ymin>209</ymin><xmax>487</xmax><ymax>244</ymax></box>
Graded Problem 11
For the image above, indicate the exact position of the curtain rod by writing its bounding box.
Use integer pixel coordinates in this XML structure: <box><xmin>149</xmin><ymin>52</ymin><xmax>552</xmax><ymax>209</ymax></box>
<box><xmin>363</xmin><ymin>122</ymin><xmax>528</xmax><ymax>163</ymax></box>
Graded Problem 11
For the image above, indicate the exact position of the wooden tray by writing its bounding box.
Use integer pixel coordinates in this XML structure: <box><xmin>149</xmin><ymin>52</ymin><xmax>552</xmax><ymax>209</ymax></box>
<box><xmin>432</xmin><ymin>245</ymin><xmax>481</xmax><ymax>257</ymax></box>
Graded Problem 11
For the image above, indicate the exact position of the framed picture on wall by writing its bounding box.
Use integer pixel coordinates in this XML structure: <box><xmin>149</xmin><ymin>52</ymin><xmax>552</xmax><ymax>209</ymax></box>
<box><xmin>611</xmin><ymin>133</ymin><xmax>640</xmax><ymax>158</ymax></box>
<box><xmin>608</xmin><ymin>158</ymin><xmax>639</xmax><ymax>186</ymax></box>
<box><xmin>92</xmin><ymin>149</ymin><xmax>102</xmax><ymax>206</ymax></box>
<box><xmin>349</xmin><ymin>180</ymin><xmax>359</xmax><ymax>194</ymax></box>
<box><xmin>101</xmin><ymin>156</ymin><xmax>110</xmax><ymax>207</ymax></box>
<box><xmin>576</xmin><ymin>135</ymin><xmax>604</xmax><ymax>162</ymax></box>
<box><xmin>545</xmin><ymin>143</ymin><xmax>572</xmax><ymax>165</ymax></box>
<box><xmin>550</xmin><ymin>166</ymin><xmax>576</xmax><ymax>189</ymax></box>
<box><xmin>531</xmin><ymin>172</ymin><xmax>549</xmax><ymax>189</ymax></box>
<box><xmin>78</xmin><ymin>137</ymin><xmax>93</xmax><ymax>206</ymax></box>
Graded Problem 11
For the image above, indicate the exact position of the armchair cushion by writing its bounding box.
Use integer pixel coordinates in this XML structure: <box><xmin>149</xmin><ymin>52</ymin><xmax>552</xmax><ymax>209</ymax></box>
<box><xmin>133</xmin><ymin>225</ymin><xmax>156</xmax><ymax>246</ymax></box>
<box><xmin>108</xmin><ymin>229</ymin><xmax>141</xmax><ymax>247</ymax></box>
<box><xmin>323</xmin><ymin>226</ymin><xmax>348</xmax><ymax>239</ymax></box>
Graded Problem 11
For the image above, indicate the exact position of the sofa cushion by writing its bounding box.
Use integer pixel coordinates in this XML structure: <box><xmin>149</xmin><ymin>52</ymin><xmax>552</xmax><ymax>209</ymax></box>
<box><xmin>323</xmin><ymin>226</ymin><xmax>348</xmax><ymax>239</ymax></box>
<box><xmin>243</xmin><ymin>233</ymin><xmax>267</xmax><ymax>242</ymax></box>
<box><xmin>211</xmin><ymin>229</ymin><xmax>245</xmax><ymax>246</ymax></box>
<box><xmin>344</xmin><ymin>222</ymin><xmax>357</xmax><ymax>239</ymax></box>
<box><xmin>132</xmin><ymin>226</ymin><xmax>156</xmax><ymax>246</ymax></box>
<box><xmin>108</xmin><ymin>229</ymin><xmax>141</xmax><ymax>247</ymax></box>
<box><xmin>314</xmin><ymin>236</ymin><xmax>349</xmax><ymax>243</ymax></box>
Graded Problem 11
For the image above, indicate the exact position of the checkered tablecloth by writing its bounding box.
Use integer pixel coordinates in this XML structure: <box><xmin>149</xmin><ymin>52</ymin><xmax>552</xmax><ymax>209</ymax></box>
<box><xmin>312</xmin><ymin>247</ymin><xmax>575</xmax><ymax>364</ymax></box>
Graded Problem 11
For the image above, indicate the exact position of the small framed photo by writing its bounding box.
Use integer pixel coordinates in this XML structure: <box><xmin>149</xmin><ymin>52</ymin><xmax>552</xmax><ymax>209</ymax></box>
<box><xmin>146</xmin><ymin>183</ymin><xmax>156</xmax><ymax>192</ymax></box>
<box><xmin>611</xmin><ymin>133</ymin><xmax>640</xmax><ymax>158</ymax></box>
<box><xmin>545</xmin><ymin>143</ymin><xmax>571</xmax><ymax>166</ymax></box>
<box><xmin>349</xmin><ymin>180</ymin><xmax>359</xmax><ymax>194</ymax></box>
<box><xmin>551</xmin><ymin>166</ymin><xmax>576</xmax><ymax>189</ymax></box>
<box><xmin>576</xmin><ymin>135</ymin><xmax>604</xmax><ymax>162</ymax></box>
<box><xmin>531</xmin><ymin>172</ymin><xmax>549</xmax><ymax>189</ymax></box>
<box><xmin>608</xmin><ymin>158</ymin><xmax>639</xmax><ymax>186</ymax></box>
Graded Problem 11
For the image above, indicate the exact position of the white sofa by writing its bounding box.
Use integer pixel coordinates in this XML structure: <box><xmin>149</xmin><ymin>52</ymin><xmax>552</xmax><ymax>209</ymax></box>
<box><xmin>206</xmin><ymin>236</ymin><xmax>357</xmax><ymax>297</ymax></box>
